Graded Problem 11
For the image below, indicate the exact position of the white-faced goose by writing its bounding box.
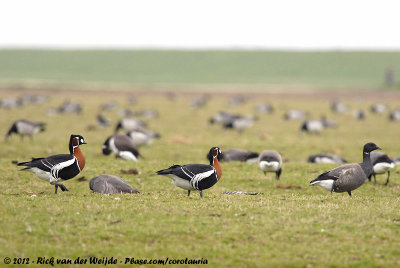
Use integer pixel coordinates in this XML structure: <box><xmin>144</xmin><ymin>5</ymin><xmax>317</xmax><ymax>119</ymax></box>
<box><xmin>220</xmin><ymin>149</ymin><xmax>259</xmax><ymax>163</ymax></box>
<box><xmin>258</xmin><ymin>150</ymin><xmax>282</xmax><ymax>179</ymax></box>
<box><xmin>300</xmin><ymin>120</ymin><xmax>324</xmax><ymax>134</ymax></box>
<box><xmin>157</xmin><ymin>147</ymin><xmax>222</xmax><ymax>198</ymax></box>
<box><xmin>90</xmin><ymin>175</ymin><xmax>139</xmax><ymax>194</ymax></box>
<box><xmin>368</xmin><ymin>151</ymin><xmax>395</xmax><ymax>185</ymax></box>
<box><xmin>308</xmin><ymin>154</ymin><xmax>347</xmax><ymax>164</ymax></box>
<box><xmin>6</xmin><ymin>119</ymin><xmax>45</xmax><ymax>141</ymax></box>
<box><xmin>17</xmin><ymin>135</ymin><xmax>87</xmax><ymax>194</ymax></box>
<box><xmin>310</xmin><ymin>142</ymin><xmax>381</xmax><ymax>197</ymax></box>
<box><xmin>102</xmin><ymin>134</ymin><xmax>140</xmax><ymax>161</ymax></box>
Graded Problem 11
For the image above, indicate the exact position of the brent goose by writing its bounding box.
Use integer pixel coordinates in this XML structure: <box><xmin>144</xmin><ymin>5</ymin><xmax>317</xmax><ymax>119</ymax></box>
<box><xmin>6</xmin><ymin>119</ymin><xmax>45</xmax><ymax>141</ymax></box>
<box><xmin>258</xmin><ymin>150</ymin><xmax>283</xmax><ymax>179</ymax></box>
<box><xmin>300</xmin><ymin>120</ymin><xmax>324</xmax><ymax>134</ymax></box>
<box><xmin>102</xmin><ymin>134</ymin><xmax>140</xmax><ymax>161</ymax></box>
<box><xmin>220</xmin><ymin>149</ymin><xmax>259</xmax><ymax>163</ymax></box>
<box><xmin>308</xmin><ymin>154</ymin><xmax>347</xmax><ymax>164</ymax></box>
<box><xmin>368</xmin><ymin>151</ymin><xmax>395</xmax><ymax>185</ymax></box>
<box><xmin>310</xmin><ymin>142</ymin><xmax>381</xmax><ymax>196</ymax></box>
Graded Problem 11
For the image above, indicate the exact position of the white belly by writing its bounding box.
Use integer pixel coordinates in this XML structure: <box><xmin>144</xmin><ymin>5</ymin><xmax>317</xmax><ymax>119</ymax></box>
<box><xmin>315</xmin><ymin>157</ymin><xmax>336</xmax><ymax>164</ymax></box>
<box><xmin>310</xmin><ymin>179</ymin><xmax>334</xmax><ymax>191</ymax></box>
<box><xmin>119</xmin><ymin>151</ymin><xmax>138</xmax><ymax>161</ymax></box>
<box><xmin>167</xmin><ymin>175</ymin><xmax>194</xmax><ymax>190</ymax></box>
<box><xmin>373</xmin><ymin>162</ymin><xmax>395</xmax><ymax>174</ymax></box>
<box><xmin>259</xmin><ymin>161</ymin><xmax>280</xmax><ymax>172</ymax></box>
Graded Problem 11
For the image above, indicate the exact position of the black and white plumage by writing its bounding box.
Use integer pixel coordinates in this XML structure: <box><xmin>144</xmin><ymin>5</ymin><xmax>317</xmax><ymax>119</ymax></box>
<box><xmin>157</xmin><ymin>147</ymin><xmax>223</xmax><ymax>198</ymax></box>
<box><xmin>220</xmin><ymin>149</ymin><xmax>259</xmax><ymax>163</ymax></box>
<box><xmin>284</xmin><ymin>109</ymin><xmax>308</xmax><ymax>120</ymax></box>
<box><xmin>300</xmin><ymin>120</ymin><xmax>324</xmax><ymax>134</ymax></box>
<box><xmin>17</xmin><ymin>134</ymin><xmax>87</xmax><ymax>194</ymax></box>
<box><xmin>258</xmin><ymin>150</ymin><xmax>282</xmax><ymax>179</ymax></box>
<box><xmin>90</xmin><ymin>174</ymin><xmax>139</xmax><ymax>194</ymax></box>
<box><xmin>308</xmin><ymin>154</ymin><xmax>347</xmax><ymax>164</ymax></box>
<box><xmin>368</xmin><ymin>152</ymin><xmax>395</xmax><ymax>185</ymax></box>
<box><xmin>209</xmin><ymin>111</ymin><xmax>255</xmax><ymax>131</ymax></box>
<box><xmin>126</xmin><ymin>127</ymin><xmax>160</xmax><ymax>147</ymax></box>
<box><xmin>115</xmin><ymin>118</ymin><xmax>147</xmax><ymax>132</ymax></box>
<box><xmin>310</xmin><ymin>142</ymin><xmax>381</xmax><ymax>197</ymax></box>
<box><xmin>5</xmin><ymin>119</ymin><xmax>45</xmax><ymax>140</ymax></box>
<box><xmin>102</xmin><ymin>134</ymin><xmax>140</xmax><ymax>161</ymax></box>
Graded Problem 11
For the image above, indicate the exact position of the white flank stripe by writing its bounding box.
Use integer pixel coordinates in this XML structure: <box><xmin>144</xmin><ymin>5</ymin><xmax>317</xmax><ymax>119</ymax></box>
<box><xmin>191</xmin><ymin>169</ymin><xmax>215</xmax><ymax>189</ymax></box>
<box><xmin>51</xmin><ymin>157</ymin><xmax>76</xmax><ymax>180</ymax></box>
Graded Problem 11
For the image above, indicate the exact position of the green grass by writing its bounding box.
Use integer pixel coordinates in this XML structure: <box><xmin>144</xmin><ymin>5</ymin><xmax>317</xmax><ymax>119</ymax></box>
<box><xmin>1</xmin><ymin>90</ymin><xmax>400</xmax><ymax>267</ymax></box>
<box><xmin>1</xmin><ymin>50</ymin><xmax>400</xmax><ymax>89</ymax></box>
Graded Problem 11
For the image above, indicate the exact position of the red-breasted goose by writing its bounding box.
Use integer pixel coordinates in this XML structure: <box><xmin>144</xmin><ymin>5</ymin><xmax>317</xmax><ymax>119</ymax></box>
<box><xmin>258</xmin><ymin>150</ymin><xmax>282</xmax><ymax>179</ymax></box>
<box><xmin>368</xmin><ymin>151</ymin><xmax>395</xmax><ymax>185</ymax></box>
<box><xmin>90</xmin><ymin>174</ymin><xmax>139</xmax><ymax>194</ymax></box>
<box><xmin>17</xmin><ymin>134</ymin><xmax>87</xmax><ymax>194</ymax></box>
<box><xmin>6</xmin><ymin>119</ymin><xmax>45</xmax><ymax>141</ymax></box>
<box><xmin>310</xmin><ymin>142</ymin><xmax>381</xmax><ymax>197</ymax></box>
<box><xmin>102</xmin><ymin>134</ymin><xmax>140</xmax><ymax>161</ymax></box>
<box><xmin>157</xmin><ymin>147</ymin><xmax>222</xmax><ymax>198</ymax></box>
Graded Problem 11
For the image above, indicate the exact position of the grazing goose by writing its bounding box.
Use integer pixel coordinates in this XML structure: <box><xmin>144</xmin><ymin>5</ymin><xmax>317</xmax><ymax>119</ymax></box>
<box><xmin>5</xmin><ymin>119</ymin><xmax>45</xmax><ymax>141</ymax></box>
<box><xmin>228</xmin><ymin>96</ymin><xmax>246</xmax><ymax>107</ymax></box>
<box><xmin>255</xmin><ymin>103</ymin><xmax>274</xmax><ymax>114</ymax></box>
<box><xmin>284</xmin><ymin>109</ymin><xmax>308</xmax><ymax>120</ymax></box>
<box><xmin>226</xmin><ymin>116</ymin><xmax>256</xmax><ymax>132</ymax></box>
<box><xmin>219</xmin><ymin>149</ymin><xmax>259</xmax><ymax>163</ymax></box>
<box><xmin>368</xmin><ymin>152</ymin><xmax>395</xmax><ymax>185</ymax></box>
<box><xmin>331</xmin><ymin>100</ymin><xmax>348</xmax><ymax>114</ymax></box>
<box><xmin>190</xmin><ymin>96</ymin><xmax>207</xmax><ymax>108</ymax></box>
<box><xmin>308</xmin><ymin>154</ymin><xmax>347</xmax><ymax>164</ymax></box>
<box><xmin>354</xmin><ymin>109</ymin><xmax>366</xmax><ymax>120</ymax></box>
<box><xmin>58</xmin><ymin>101</ymin><xmax>82</xmax><ymax>114</ymax></box>
<box><xmin>370</xmin><ymin>103</ymin><xmax>387</xmax><ymax>114</ymax></box>
<box><xmin>157</xmin><ymin>147</ymin><xmax>222</xmax><ymax>198</ymax></box>
<box><xmin>389</xmin><ymin>109</ymin><xmax>400</xmax><ymax>121</ymax></box>
<box><xmin>97</xmin><ymin>114</ymin><xmax>111</xmax><ymax>127</ymax></box>
<box><xmin>310</xmin><ymin>142</ymin><xmax>381</xmax><ymax>197</ymax></box>
<box><xmin>90</xmin><ymin>174</ymin><xmax>139</xmax><ymax>194</ymax></box>
<box><xmin>258</xmin><ymin>150</ymin><xmax>282</xmax><ymax>179</ymax></box>
<box><xmin>115</xmin><ymin>118</ymin><xmax>146</xmax><ymax>132</ymax></box>
<box><xmin>126</xmin><ymin>127</ymin><xmax>160</xmax><ymax>147</ymax></box>
<box><xmin>17</xmin><ymin>135</ymin><xmax>87</xmax><ymax>194</ymax></box>
<box><xmin>102</xmin><ymin>134</ymin><xmax>140</xmax><ymax>161</ymax></box>
<box><xmin>209</xmin><ymin>111</ymin><xmax>241</xmax><ymax>126</ymax></box>
<box><xmin>0</xmin><ymin>97</ymin><xmax>22</xmax><ymax>109</ymax></box>
<box><xmin>300</xmin><ymin>120</ymin><xmax>324</xmax><ymax>134</ymax></box>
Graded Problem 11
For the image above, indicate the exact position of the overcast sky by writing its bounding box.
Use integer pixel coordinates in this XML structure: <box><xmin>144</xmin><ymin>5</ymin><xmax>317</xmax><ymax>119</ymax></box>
<box><xmin>1</xmin><ymin>0</ymin><xmax>399</xmax><ymax>50</ymax></box>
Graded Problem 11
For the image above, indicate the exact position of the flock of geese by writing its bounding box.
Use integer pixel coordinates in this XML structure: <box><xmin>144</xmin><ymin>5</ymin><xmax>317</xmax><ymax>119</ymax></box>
<box><xmin>3</xmin><ymin>93</ymin><xmax>399</xmax><ymax>197</ymax></box>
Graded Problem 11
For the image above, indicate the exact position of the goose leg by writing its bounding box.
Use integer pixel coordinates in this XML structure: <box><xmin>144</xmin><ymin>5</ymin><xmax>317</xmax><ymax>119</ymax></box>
<box><xmin>276</xmin><ymin>169</ymin><xmax>282</xmax><ymax>180</ymax></box>
<box><xmin>199</xmin><ymin>191</ymin><xmax>203</xmax><ymax>198</ymax></box>
<box><xmin>187</xmin><ymin>190</ymin><xmax>191</xmax><ymax>197</ymax></box>
<box><xmin>385</xmin><ymin>171</ymin><xmax>390</xmax><ymax>186</ymax></box>
<box><xmin>347</xmin><ymin>191</ymin><xmax>352</xmax><ymax>197</ymax></box>
<box><xmin>263</xmin><ymin>171</ymin><xmax>266</xmax><ymax>176</ymax></box>
<box><xmin>368</xmin><ymin>175</ymin><xmax>372</xmax><ymax>182</ymax></box>
<box><xmin>59</xmin><ymin>184</ymin><xmax>69</xmax><ymax>192</ymax></box>
<box><xmin>54</xmin><ymin>184</ymin><xmax>59</xmax><ymax>194</ymax></box>
<box><xmin>373</xmin><ymin>174</ymin><xmax>377</xmax><ymax>184</ymax></box>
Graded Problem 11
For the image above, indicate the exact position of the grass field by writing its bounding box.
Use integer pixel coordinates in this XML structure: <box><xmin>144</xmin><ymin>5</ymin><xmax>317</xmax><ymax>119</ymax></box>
<box><xmin>1</xmin><ymin>89</ymin><xmax>400</xmax><ymax>267</ymax></box>
<box><xmin>1</xmin><ymin>50</ymin><xmax>400</xmax><ymax>89</ymax></box>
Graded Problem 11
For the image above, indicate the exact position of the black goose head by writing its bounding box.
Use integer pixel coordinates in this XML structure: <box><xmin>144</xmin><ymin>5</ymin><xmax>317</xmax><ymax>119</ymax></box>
<box><xmin>363</xmin><ymin>142</ymin><xmax>381</xmax><ymax>154</ymax></box>
<box><xmin>102</xmin><ymin>136</ymin><xmax>112</xmax><ymax>155</ymax></box>
<box><xmin>69</xmin><ymin>134</ymin><xmax>87</xmax><ymax>154</ymax></box>
<box><xmin>207</xmin><ymin>147</ymin><xmax>223</xmax><ymax>164</ymax></box>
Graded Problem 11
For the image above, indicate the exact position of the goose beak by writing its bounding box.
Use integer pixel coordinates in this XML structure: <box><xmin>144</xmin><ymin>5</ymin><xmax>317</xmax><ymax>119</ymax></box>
<box><xmin>376</xmin><ymin>146</ymin><xmax>381</xmax><ymax>150</ymax></box>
